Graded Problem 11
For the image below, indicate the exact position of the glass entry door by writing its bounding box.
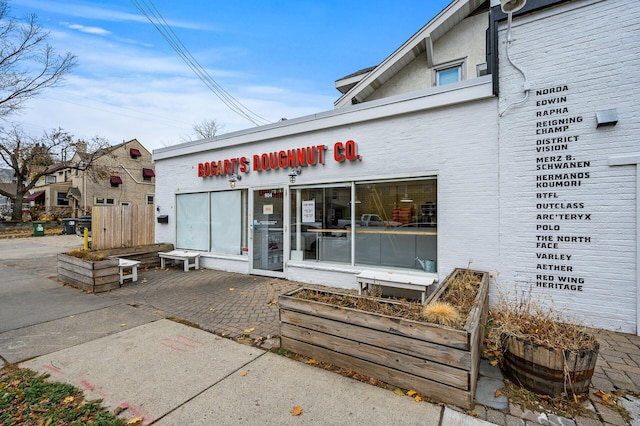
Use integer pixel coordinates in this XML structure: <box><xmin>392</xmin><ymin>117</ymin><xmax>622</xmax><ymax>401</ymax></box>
<box><xmin>251</xmin><ymin>188</ymin><xmax>285</xmax><ymax>277</ymax></box>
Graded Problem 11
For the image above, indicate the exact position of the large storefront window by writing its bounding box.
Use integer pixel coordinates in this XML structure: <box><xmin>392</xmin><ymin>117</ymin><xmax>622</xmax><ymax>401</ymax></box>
<box><xmin>290</xmin><ymin>184</ymin><xmax>352</xmax><ymax>263</ymax></box>
<box><xmin>176</xmin><ymin>191</ymin><xmax>246</xmax><ymax>254</ymax></box>
<box><xmin>354</xmin><ymin>179</ymin><xmax>437</xmax><ymax>271</ymax></box>
<box><xmin>176</xmin><ymin>193</ymin><xmax>209</xmax><ymax>251</ymax></box>
<box><xmin>211</xmin><ymin>191</ymin><xmax>245</xmax><ymax>255</ymax></box>
<box><xmin>290</xmin><ymin>178</ymin><xmax>437</xmax><ymax>271</ymax></box>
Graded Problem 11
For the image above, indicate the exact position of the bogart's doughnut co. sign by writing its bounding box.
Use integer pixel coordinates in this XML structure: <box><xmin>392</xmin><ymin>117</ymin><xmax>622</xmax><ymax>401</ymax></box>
<box><xmin>197</xmin><ymin>140</ymin><xmax>361</xmax><ymax>178</ymax></box>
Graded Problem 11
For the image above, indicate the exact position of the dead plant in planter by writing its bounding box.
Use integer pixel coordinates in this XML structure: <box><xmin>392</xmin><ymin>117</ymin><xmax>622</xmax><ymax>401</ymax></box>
<box><xmin>422</xmin><ymin>268</ymin><xmax>483</xmax><ymax>329</ymax></box>
<box><xmin>489</xmin><ymin>287</ymin><xmax>599</xmax><ymax>398</ymax></box>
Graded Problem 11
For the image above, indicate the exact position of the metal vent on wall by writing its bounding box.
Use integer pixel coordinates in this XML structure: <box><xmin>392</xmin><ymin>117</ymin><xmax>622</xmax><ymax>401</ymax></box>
<box><xmin>476</xmin><ymin>63</ymin><xmax>488</xmax><ymax>77</ymax></box>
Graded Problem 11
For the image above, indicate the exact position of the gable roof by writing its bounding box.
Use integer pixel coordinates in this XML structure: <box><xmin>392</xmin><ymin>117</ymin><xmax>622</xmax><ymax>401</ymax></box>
<box><xmin>334</xmin><ymin>0</ymin><xmax>488</xmax><ymax>108</ymax></box>
<box><xmin>76</xmin><ymin>138</ymin><xmax>150</xmax><ymax>162</ymax></box>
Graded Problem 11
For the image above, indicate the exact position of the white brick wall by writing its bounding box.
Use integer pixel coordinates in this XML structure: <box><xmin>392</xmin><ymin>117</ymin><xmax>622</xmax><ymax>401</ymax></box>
<box><xmin>155</xmin><ymin>82</ymin><xmax>500</xmax><ymax>290</ymax></box>
<box><xmin>498</xmin><ymin>0</ymin><xmax>640</xmax><ymax>333</ymax></box>
<box><xmin>154</xmin><ymin>0</ymin><xmax>640</xmax><ymax>334</ymax></box>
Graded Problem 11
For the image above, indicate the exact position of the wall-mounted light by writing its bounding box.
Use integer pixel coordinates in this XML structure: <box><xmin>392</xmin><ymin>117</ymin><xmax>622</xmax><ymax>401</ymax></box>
<box><xmin>229</xmin><ymin>173</ymin><xmax>241</xmax><ymax>188</ymax></box>
<box><xmin>596</xmin><ymin>109</ymin><xmax>618</xmax><ymax>128</ymax></box>
<box><xmin>500</xmin><ymin>0</ymin><xmax>526</xmax><ymax>13</ymax></box>
<box><xmin>288</xmin><ymin>167</ymin><xmax>302</xmax><ymax>183</ymax></box>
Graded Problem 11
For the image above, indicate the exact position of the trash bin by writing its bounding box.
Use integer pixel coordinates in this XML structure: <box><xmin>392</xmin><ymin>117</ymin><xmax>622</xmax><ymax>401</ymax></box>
<box><xmin>76</xmin><ymin>215</ymin><xmax>91</xmax><ymax>237</ymax></box>
<box><xmin>32</xmin><ymin>221</ymin><xmax>45</xmax><ymax>237</ymax></box>
<box><xmin>62</xmin><ymin>218</ymin><xmax>76</xmax><ymax>235</ymax></box>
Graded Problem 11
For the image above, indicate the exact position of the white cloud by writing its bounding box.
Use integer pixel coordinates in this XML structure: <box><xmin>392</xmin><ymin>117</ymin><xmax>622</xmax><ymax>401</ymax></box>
<box><xmin>65</xmin><ymin>23</ymin><xmax>111</xmax><ymax>36</ymax></box>
<box><xmin>13</xmin><ymin>0</ymin><xmax>216</xmax><ymax>30</ymax></box>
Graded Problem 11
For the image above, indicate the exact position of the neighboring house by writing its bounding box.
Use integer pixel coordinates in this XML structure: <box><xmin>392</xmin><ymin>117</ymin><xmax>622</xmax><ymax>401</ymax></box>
<box><xmin>334</xmin><ymin>0</ymin><xmax>489</xmax><ymax>107</ymax></box>
<box><xmin>67</xmin><ymin>139</ymin><xmax>155</xmax><ymax>217</ymax></box>
<box><xmin>24</xmin><ymin>139</ymin><xmax>155</xmax><ymax>218</ymax></box>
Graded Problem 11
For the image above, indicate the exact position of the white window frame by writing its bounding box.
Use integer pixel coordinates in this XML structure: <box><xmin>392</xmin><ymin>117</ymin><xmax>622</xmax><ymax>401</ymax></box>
<box><xmin>433</xmin><ymin>58</ymin><xmax>465</xmax><ymax>86</ymax></box>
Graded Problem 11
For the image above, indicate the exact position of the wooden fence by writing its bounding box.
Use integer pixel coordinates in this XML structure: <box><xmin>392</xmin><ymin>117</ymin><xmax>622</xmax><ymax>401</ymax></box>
<box><xmin>91</xmin><ymin>205</ymin><xmax>155</xmax><ymax>250</ymax></box>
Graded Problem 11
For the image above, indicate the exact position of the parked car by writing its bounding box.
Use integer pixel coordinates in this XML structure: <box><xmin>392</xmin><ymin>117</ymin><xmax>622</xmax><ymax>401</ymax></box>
<box><xmin>360</xmin><ymin>214</ymin><xmax>402</xmax><ymax>227</ymax></box>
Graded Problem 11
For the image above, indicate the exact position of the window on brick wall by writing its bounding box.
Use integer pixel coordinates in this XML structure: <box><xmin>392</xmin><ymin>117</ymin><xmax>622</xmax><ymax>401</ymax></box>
<box><xmin>289</xmin><ymin>177</ymin><xmax>438</xmax><ymax>271</ymax></box>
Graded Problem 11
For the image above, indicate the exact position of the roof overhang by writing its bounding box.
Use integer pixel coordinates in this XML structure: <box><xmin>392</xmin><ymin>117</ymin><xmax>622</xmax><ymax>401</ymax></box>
<box><xmin>335</xmin><ymin>0</ymin><xmax>487</xmax><ymax>108</ymax></box>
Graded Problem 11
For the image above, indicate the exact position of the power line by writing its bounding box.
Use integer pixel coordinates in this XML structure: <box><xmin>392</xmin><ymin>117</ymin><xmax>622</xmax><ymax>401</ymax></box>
<box><xmin>131</xmin><ymin>0</ymin><xmax>271</xmax><ymax>126</ymax></box>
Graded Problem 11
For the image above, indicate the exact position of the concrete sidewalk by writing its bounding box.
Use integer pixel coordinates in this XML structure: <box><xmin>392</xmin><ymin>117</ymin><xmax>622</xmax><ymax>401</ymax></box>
<box><xmin>1</xmin><ymin>235</ymin><xmax>639</xmax><ymax>425</ymax></box>
<box><xmin>21</xmin><ymin>319</ymin><xmax>468</xmax><ymax>425</ymax></box>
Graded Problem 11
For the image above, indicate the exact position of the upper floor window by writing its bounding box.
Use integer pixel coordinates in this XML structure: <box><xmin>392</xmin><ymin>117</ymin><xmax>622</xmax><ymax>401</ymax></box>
<box><xmin>45</xmin><ymin>176</ymin><xmax>56</xmax><ymax>184</ymax></box>
<box><xmin>146</xmin><ymin>194</ymin><xmax>154</xmax><ymax>205</ymax></box>
<box><xmin>142</xmin><ymin>168</ymin><xmax>155</xmax><ymax>181</ymax></box>
<box><xmin>436</xmin><ymin>66</ymin><xmax>461</xmax><ymax>86</ymax></box>
<box><xmin>130</xmin><ymin>148</ymin><xmax>142</xmax><ymax>159</ymax></box>
<box><xmin>110</xmin><ymin>176</ymin><xmax>122</xmax><ymax>187</ymax></box>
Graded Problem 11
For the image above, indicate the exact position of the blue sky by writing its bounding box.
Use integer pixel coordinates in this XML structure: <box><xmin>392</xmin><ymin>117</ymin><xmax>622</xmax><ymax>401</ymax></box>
<box><xmin>8</xmin><ymin>0</ymin><xmax>451</xmax><ymax>151</ymax></box>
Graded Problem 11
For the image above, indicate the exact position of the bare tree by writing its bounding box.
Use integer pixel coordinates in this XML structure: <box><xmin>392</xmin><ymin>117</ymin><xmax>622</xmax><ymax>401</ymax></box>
<box><xmin>0</xmin><ymin>127</ymin><xmax>110</xmax><ymax>220</ymax></box>
<box><xmin>0</xmin><ymin>0</ymin><xmax>77</xmax><ymax>117</ymax></box>
<box><xmin>192</xmin><ymin>119</ymin><xmax>223</xmax><ymax>139</ymax></box>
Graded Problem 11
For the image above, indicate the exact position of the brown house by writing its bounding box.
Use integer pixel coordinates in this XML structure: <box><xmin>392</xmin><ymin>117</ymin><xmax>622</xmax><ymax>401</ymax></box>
<box><xmin>26</xmin><ymin>139</ymin><xmax>155</xmax><ymax>218</ymax></box>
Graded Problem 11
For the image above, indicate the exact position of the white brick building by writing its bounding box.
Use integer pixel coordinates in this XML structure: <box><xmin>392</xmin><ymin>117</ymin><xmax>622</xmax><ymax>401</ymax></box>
<box><xmin>153</xmin><ymin>0</ymin><xmax>640</xmax><ymax>335</ymax></box>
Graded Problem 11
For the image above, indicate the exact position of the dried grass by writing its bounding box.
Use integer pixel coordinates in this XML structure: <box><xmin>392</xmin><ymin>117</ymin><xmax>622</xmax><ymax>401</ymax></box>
<box><xmin>65</xmin><ymin>249</ymin><xmax>106</xmax><ymax>262</ymax></box>
<box><xmin>491</xmin><ymin>287</ymin><xmax>597</xmax><ymax>350</ymax></box>
<box><xmin>422</xmin><ymin>302</ymin><xmax>462</xmax><ymax>328</ymax></box>
<box><xmin>294</xmin><ymin>268</ymin><xmax>484</xmax><ymax>329</ymax></box>
<box><xmin>295</xmin><ymin>288</ymin><xmax>424</xmax><ymax>321</ymax></box>
<box><xmin>435</xmin><ymin>268</ymin><xmax>482</xmax><ymax>325</ymax></box>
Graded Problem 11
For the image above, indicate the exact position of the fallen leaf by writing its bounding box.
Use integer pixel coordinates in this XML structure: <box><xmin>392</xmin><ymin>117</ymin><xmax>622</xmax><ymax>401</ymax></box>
<box><xmin>244</xmin><ymin>327</ymin><xmax>255</xmax><ymax>333</ymax></box>
<box><xmin>291</xmin><ymin>406</ymin><xmax>303</xmax><ymax>416</ymax></box>
<box><xmin>306</xmin><ymin>359</ymin><xmax>318</xmax><ymax>364</ymax></box>
<box><xmin>406</xmin><ymin>390</ymin><xmax>417</xmax><ymax>397</ymax></box>
<box><xmin>229</xmin><ymin>288</ymin><xmax>235</xmax><ymax>291</ymax></box>
<box><xmin>120</xmin><ymin>323</ymin><xmax>127</xmax><ymax>327</ymax></box>
<box><xmin>209</xmin><ymin>308</ymin><xmax>215</xmax><ymax>312</ymax></box>
<box><xmin>414</xmin><ymin>395</ymin><xmax>422</xmax><ymax>402</ymax></box>
<box><xmin>594</xmin><ymin>389</ymin><xmax>613</xmax><ymax>405</ymax></box>
<box><xmin>63</xmin><ymin>396</ymin><xmax>74</xmax><ymax>403</ymax></box>
<box><xmin>239</xmin><ymin>371</ymin><xmax>248</xmax><ymax>376</ymax></box>
<box><xmin>489</xmin><ymin>359</ymin><xmax>499</xmax><ymax>367</ymax></box>
<box><xmin>393</xmin><ymin>388</ymin><xmax>405</xmax><ymax>396</ymax></box>
<box><xmin>127</xmin><ymin>417</ymin><xmax>143</xmax><ymax>425</ymax></box>
<box><xmin>494</xmin><ymin>389</ymin><xmax>502</xmax><ymax>397</ymax></box>
<box><xmin>267</xmin><ymin>300</ymin><xmax>278</xmax><ymax>306</ymax></box>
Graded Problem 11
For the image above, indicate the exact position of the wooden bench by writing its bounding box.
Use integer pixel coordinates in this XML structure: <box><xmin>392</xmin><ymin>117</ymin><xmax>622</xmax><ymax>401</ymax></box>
<box><xmin>118</xmin><ymin>258</ymin><xmax>141</xmax><ymax>285</ymax></box>
<box><xmin>356</xmin><ymin>270</ymin><xmax>435</xmax><ymax>303</ymax></box>
<box><xmin>158</xmin><ymin>250</ymin><xmax>201</xmax><ymax>271</ymax></box>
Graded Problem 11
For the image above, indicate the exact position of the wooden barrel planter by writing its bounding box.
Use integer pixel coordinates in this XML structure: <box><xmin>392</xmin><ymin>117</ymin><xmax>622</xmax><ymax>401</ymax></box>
<box><xmin>501</xmin><ymin>333</ymin><xmax>599</xmax><ymax>396</ymax></box>
<box><xmin>279</xmin><ymin>268</ymin><xmax>490</xmax><ymax>409</ymax></box>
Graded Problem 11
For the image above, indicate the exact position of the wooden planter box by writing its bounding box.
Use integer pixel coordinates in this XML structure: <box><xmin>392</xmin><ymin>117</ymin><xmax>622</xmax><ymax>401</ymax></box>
<box><xmin>57</xmin><ymin>254</ymin><xmax>119</xmax><ymax>293</ymax></box>
<box><xmin>279</xmin><ymin>268</ymin><xmax>490</xmax><ymax>409</ymax></box>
